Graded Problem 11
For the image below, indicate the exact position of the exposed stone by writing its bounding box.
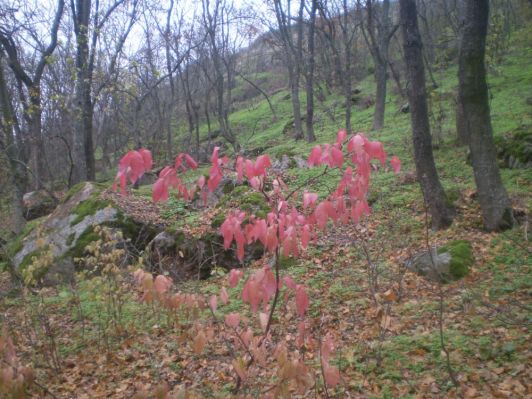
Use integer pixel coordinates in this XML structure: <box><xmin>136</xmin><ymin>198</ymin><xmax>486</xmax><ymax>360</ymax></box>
<box><xmin>8</xmin><ymin>182</ymin><xmax>158</xmax><ymax>285</ymax></box>
<box><xmin>22</xmin><ymin>190</ymin><xmax>57</xmax><ymax>220</ymax></box>
<box><xmin>494</xmin><ymin>125</ymin><xmax>532</xmax><ymax>169</ymax></box>
<box><xmin>405</xmin><ymin>240</ymin><xmax>473</xmax><ymax>283</ymax></box>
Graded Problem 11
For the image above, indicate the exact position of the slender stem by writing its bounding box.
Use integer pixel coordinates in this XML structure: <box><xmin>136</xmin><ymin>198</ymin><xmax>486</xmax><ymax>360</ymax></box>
<box><xmin>422</xmin><ymin>199</ymin><xmax>459</xmax><ymax>389</ymax></box>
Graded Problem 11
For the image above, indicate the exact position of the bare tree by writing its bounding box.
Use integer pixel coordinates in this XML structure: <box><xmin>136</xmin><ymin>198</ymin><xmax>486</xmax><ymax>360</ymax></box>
<box><xmin>271</xmin><ymin>0</ymin><xmax>305</xmax><ymax>140</ymax></box>
<box><xmin>317</xmin><ymin>0</ymin><xmax>360</xmax><ymax>134</ymax></box>
<box><xmin>70</xmin><ymin>0</ymin><xmax>138</xmax><ymax>183</ymax></box>
<box><xmin>361</xmin><ymin>0</ymin><xmax>398</xmax><ymax>131</ymax></box>
<box><xmin>304</xmin><ymin>0</ymin><xmax>317</xmax><ymax>142</ymax></box>
<box><xmin>457</xmin><ymin>0</ymin><xmax>513</xmax><ymax>231</ymax></box>
<box><xmin>0</xmin><ymin>0</ymin><xmax>65</xmax><ymax>189</ymax></box>
<box><xmin>201</xmin><ymin>0</ymin><xmax>239</xmax><ymax>152</ymax></box>
<box><xmin>399</xmin><ymin>0</ymin><xmax>453</xmax><ymax>229</ymax></box>
<box><xmin>0</xmin><ymin>55</ymin><xmax>25</xmax><ymax>234</ymax></box>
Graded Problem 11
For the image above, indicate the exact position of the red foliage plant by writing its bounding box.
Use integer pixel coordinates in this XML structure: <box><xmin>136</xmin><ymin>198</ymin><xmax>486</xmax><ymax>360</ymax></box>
<box><xmin>115</xmin><ymin>130</ymin><xmax>399</xmax><ymax>395</ymax></box>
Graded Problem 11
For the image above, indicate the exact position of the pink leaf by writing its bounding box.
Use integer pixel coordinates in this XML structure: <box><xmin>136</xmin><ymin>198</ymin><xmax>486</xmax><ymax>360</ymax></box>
<box><xmin>390</xmin><ymin>155</ymin><xmax>401</xmax><ymax>173</ymax></box>
<box><xmin>225</xmin><ymin>312</ymin><xmax>240</xmax><ymax>328</ymax></box>
<box><xmin>154</xmin><ymin>275</ymin><xmax>172</xmax><ymax>295</ymax></box>
<box><xmin>303</xmin><ymin>192</ymin><xmax>318</xmax><ymax>209</ymax></box>
<box><xmin>323</xmin><ymin>364</ymin><xmax>340</xmax><ymax>388</ymax></box>
<box><xmin>220</xmin><ymin>287</ymin><xmax>229</xmax><ymax>304</ymax></box>
<box><xmin>336</xmin><ymin>129</ymin><xmax>347</xmax><ymax>145</ymax></box>
<box><xmin>209</xmin><ymin>295</ymin><xmax>217</xmax><ymax>313</ymax></box>
<box><xmin>152</xmin><ymin>178</ymin><xmax>169</xmax><ymax>203</ymax></box>
<box><xmin>138</xmin><ymin>148</ymin><xmax>153</xmax><ymax>171</ymax></box>
<box><xmin>282</xmin><ymin>275</ymin><xmax>297</xmax><ymax>290</ymax></box>
<box><xmin>308</xmin><ymin>145</ymin><xmax>322</xmax><ymax>167</ymax></box>
<box><xmin>197</xmin><ymin>175</ymin><xmax>206</xmax><ymax>189</ymax></box>
<box><xmin>185</xmin><ymin>154</ymin><xmax>198</xmax><ymax>169</ymax></box>
<box><xmin>365</xmin><ymin>141</ymin><xmax>386</xmax><ymax>166</ymax></box>
<box><xmin>295</xmin><ymin>285</ymin><xmax>309</xmax><ymax>317</ymax></box>
<box><xmin>331</xmin><ymin>146</ymin><xmax>344</xmax><ymax>168</ymax></box>
<box><xmin>228</xmin><ymin>269</ymin><xmax>243</xmax><ymax>288</ymax></box>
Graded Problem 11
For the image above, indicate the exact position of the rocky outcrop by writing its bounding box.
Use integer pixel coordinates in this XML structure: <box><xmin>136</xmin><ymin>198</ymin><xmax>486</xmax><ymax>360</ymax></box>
<box><xmin>22</xmin><ymin>190</ymin><xmax>58</xmax><ymax>220</ymax></box>
<box><xmin>6</xmin><ymin>182</ymin><xmax>158</xmax><ymax>285</ymax></box>
<box><xmin>405</xmin><ymin>240</ymin><xmax>473</xmax><ymax>283</ymax></box>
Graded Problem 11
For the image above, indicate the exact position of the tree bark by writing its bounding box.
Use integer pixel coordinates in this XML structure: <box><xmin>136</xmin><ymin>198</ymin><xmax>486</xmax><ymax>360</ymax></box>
<box><xmin>305</xmin><ymin>0</ymin><xmax>317</xmax><ymax>143</ymax></box>
<box><xmin>458</xmin><ymin>0</ymin><xmax>513</xmax><ymax>231</ymax></box>
<box><xmin>72</xmin><ymin>0</ymin><xmax>92</xmax><ymax>183</ymax></box>
<box><xmin>0</xmin><ymin>59</ymin><xmax>25</xmax><ymax>234</ymax></box>
<box><xmin>363</xmin><ymin>0</ymin><xmax>396</xmax><ymax>131</ymax></box>
<box><xmin>399</xmin><ymin>0</ymin><xmax>453</xmax><ymax>229</ymax></box>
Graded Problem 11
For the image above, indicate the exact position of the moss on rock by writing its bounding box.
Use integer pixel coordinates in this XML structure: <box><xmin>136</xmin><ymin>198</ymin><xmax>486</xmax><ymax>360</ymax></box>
<box><xmin>70</xmin><ymin>197</ymin><xmax>113</xmax><ymax>226</ymax></box>
<box><xmin>67</xmin><ymin>226</ymin><xmax>99</xmax><ymax>259</ymax></box>
<box><xmin>494</xmin><ymin>125</ymin><xmax>532</xmax><ymax>168</ymax></box>
<box><xmin>437</xmin><ymin>240</ymin><xmax>473</xmax><ymax>280</ymax></box>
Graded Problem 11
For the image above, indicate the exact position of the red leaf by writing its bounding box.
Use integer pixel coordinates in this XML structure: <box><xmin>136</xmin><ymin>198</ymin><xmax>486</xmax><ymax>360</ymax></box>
<box><xmin>308</xmin><ymin>145</ymin><xmax>322</xmax><ymax>167</ymax></box>
<box><xmin>282</xmin><ymin>275</ymin><xmax>297</xmax><ymax>290</ymax></box>
<box><xmin>209</xmin><ymin>295</ymin><xmax>217</xmax><ymax>313</ymax></box>
<box><xmin>331</xmin><ymin>146</ymin><xmax>344</xmax><ymax>168</ymax></box>
<box><xmin>295</xmin><ymin>285</ymin><xmax>309</xmax><ymax>317</ymax></box>
<box><xmin>323</xmin><ymin>364</ymin><xmax>340</xmax><ymax>388</ymax></box>
<box><xmin>366</xmin><ymin>140</ymin><xmax>386</xmax><ymax>166</ymax></box>
<box><xmin>185</xmin><ymin>154</ymin><xmax>198</xmax><ymax>169</ymax></box>
<box><xmin>152</xmin><ymin>178</ymin><xmax>169</xmax><ymax>203</ymax></box>
<box><xmin>138</xmin><ymin>148</ymin><xmax>153</xmax><ymax>171</ymax></box>
<box><xmin>225</xmin><ymin>312</ymin><xmax>240</xmax><ymax>328</ymax></box>
<box><xmin>154</xmin><ymin>275</ymin><xmax>172</xmax><ymax>295</ymax></box>
<box><xmin>390</xmin><ymin>155</ymin><xmax>401</xmax><ymax>173</ymax></box>
<box><xmin>303</xmin><ymin>191</ymin><xmax>318</xmax><ymax>209</ymax></box>
<box><xmin>228</xmin><ymin>269</ymin><xmax>243</xmax><ymax>288</ymax></box>
<box><xmin>336</xmin><ymin>129</ymin><xmax>347</xmax><ymax>145</ymax></box>
<box><xmin>220</xmin><ymin>287</ymin><xmax>229</xmax><ymax>304</ymax></box>
<box><xmin>197</xmin><ymin>175</ymin><xmax>206</xmax><ymax>189</ymax></box>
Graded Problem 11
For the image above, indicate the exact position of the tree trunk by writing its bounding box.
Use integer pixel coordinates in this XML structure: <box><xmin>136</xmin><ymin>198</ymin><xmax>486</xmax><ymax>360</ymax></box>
<box><xmin>458</xmin><ymin>0</ymin><xmax>513</xmax><ymax>231</ymax></box>
<box><xmin>305</xmin><ymin>0</ymin><xmax>317</xmax><ymax>143</ymax></box>
<box><xmin>372</xmin><ymin>61</ymin><xmax>387</xmax><ymax>130</ymax></box>
<box><xmin>289</xmin><ymin>64</ymin><xmax>304</xmax><ymax>140</ymax></box>
<box><xmin>72</xmin><ymin>0</ymin><xmax>91</xmax><ymax>183</ymax></box>
<box><xmin>28</xmin><ymin>88</ymin><xmax>44</xmax><ymax>190</ymax></box>
<box><xmin>399</xmin><ymin>0</ymin><xmax>453</xmax><ymax>230</ymax></box>
<box><xmin>0</xmin><ymin>60</ymin><xmax>25</xmax><ymax>234</ymax></box>
<box><xmin>455</xmin><ymin>98</ymin><xmax>468</xmax><ymax>145</ymax></box>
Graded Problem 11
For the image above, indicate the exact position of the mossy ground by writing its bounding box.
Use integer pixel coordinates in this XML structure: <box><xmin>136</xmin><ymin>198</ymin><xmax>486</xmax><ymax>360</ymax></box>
<box><xmin>0</xmin><ymin>24</ymin><xmax>530</xmax><ymax>399</ymax></box>
<box><xmin>438</xmin><ymin>239</ymin><xmax>474</xmax><ymax>280</ymax></box>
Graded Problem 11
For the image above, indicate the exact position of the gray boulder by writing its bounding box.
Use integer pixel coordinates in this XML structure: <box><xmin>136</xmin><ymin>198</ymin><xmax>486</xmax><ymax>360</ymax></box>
<box><xmin>22</xmin><ymin>190</ymin><xmax>58</xmax><ymax>220</ymax></box>
<box><xmin>405</xmin><ymin>240</ymin><xmax>473</xmax><ymax>283</ymax></box>
<box><xmin>6</xmin><ymin>182</ymin><xmax>158</xmax><ymax>285</ymax></box>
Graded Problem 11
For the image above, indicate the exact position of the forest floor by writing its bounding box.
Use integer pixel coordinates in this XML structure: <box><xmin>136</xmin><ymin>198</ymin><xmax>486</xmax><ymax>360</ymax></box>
<box><xmin>1</xmin><ymin>29</ymin><xmax>531</xmax><ymax>399</ymax></box>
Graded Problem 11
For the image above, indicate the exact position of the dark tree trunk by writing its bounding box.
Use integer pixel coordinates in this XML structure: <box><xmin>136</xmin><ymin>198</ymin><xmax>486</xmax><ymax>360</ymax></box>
<box><xmin>72</xmin><ymin>0</ymin><xmax>91</xmax><ymax>183</ymax></box>
<box><xmin>289</xmin><ymin>64</ymin><xmax>304</xmax><ymax>140</ymax></box>
<box><xmin>455</xmin><ymin>99</ymin><xmax>468</xmax><ymax>145</ymax></box>
<box><xmin>305</xmin><ymin>0</ymin><xmax>317</xmax><ymax>143</ymax></box>
<box><xmin>399</xmin><ymin>0</ymin><xmax>453</xmax><ymax>230</ymax></box>
<box><xmin>373</xmin><ymin>61</ymin><xmax>387</xmax><ymax>130</ymax></box>
<box><xmin>28</xmin><ymin>89</ymin><xmax>44</xmax><ymax>189</ymax></box>
<box><xmin>0</xmin><ymin>59</ymin><xmax>25</xmax><ymax>234</ymax></box>
<box><xmin>364</xmin><ymin>0</ymin><xmax>396</xmax><ymax>131</ymax></box>
<box><xmin>458</xmin><ymin>0</ymin><xmax>513</xmax><ymax>231</ymax></box>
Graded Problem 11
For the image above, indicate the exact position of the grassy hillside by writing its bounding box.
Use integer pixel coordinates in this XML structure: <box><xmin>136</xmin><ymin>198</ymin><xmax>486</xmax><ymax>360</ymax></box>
<box><xmin>0</xmin><ymin>27</ymin><xmax>530</xmax><ymax>399</ymax></box>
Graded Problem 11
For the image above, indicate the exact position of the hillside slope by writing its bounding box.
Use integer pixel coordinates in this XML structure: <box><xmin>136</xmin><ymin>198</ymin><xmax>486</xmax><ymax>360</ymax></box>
<box><xmin>0</xmin><ymin>27</ymin><xmax>530</xmax><ymax>399</ymax></box>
